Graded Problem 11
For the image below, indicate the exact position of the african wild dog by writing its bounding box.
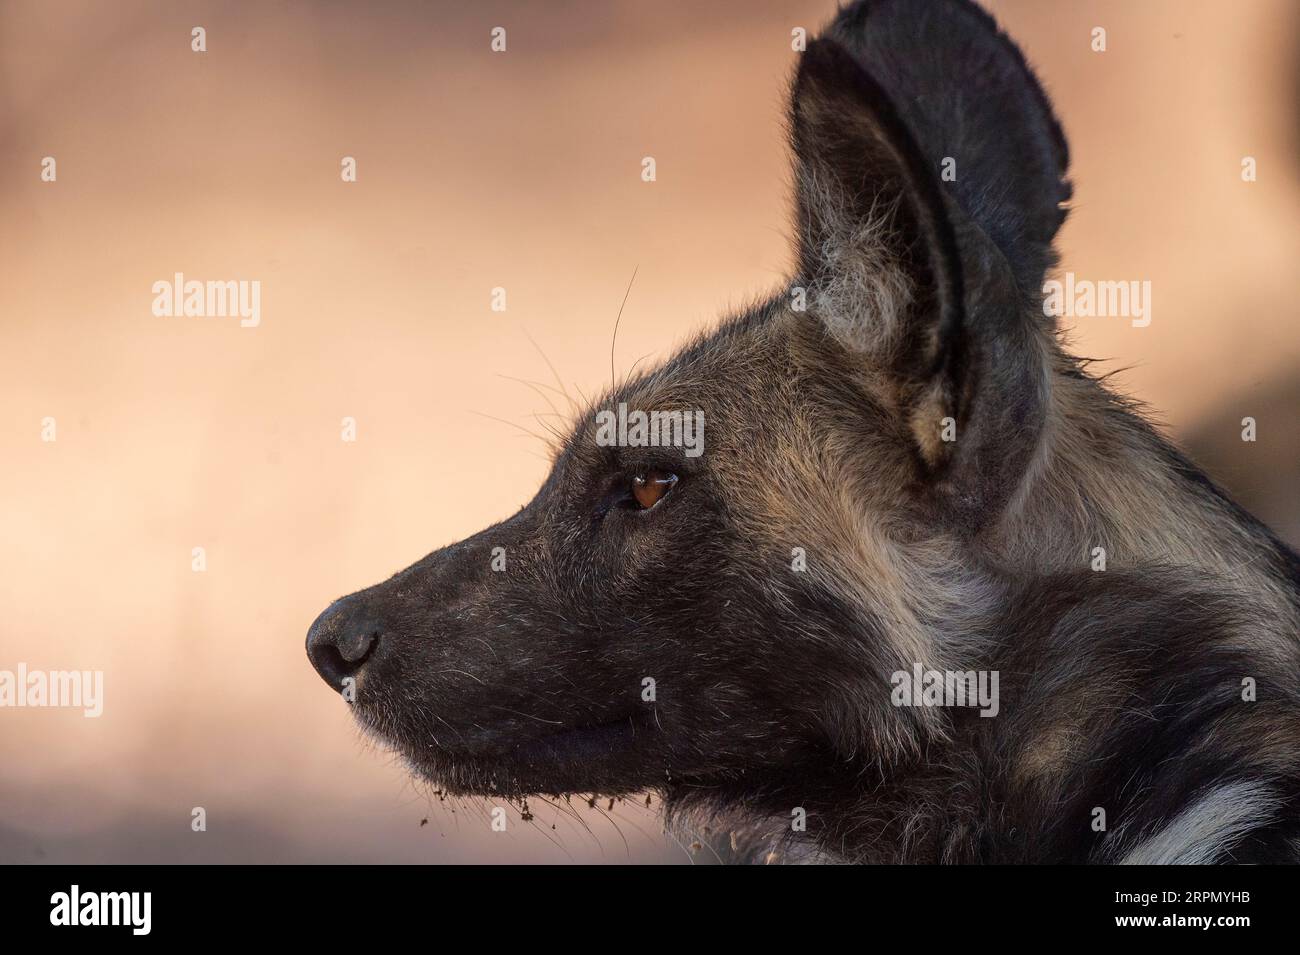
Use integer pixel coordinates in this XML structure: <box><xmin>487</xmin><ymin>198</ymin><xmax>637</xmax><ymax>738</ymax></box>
<box><xmin>307</xmin><ymin>0</ymin><xmax>1300</xmax><ymax>863</ymax></box>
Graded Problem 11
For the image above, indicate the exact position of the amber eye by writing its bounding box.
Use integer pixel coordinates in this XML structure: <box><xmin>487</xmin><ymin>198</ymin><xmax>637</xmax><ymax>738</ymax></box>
<box><xmin>631</xmin><ymin>471</ymin><xmax>678</xmax><ymax>510</ymax></box>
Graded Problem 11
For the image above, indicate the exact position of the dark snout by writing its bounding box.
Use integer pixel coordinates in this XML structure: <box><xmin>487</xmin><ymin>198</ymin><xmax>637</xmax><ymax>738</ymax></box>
<box><xmin>306</xmin><ymin>515</ymin><xmax>529</xmax><ymax>700</ymax></box>
<box><xmin>306</xmin><ymin>595</ymin><xmax>382</xmax><ymax>692</ymax></box>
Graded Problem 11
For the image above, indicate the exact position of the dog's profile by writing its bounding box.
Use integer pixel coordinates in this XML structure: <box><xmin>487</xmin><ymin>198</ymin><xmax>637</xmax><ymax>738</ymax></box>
<box><xmin>307</xmin><ymin>0</ymin><xmax>1300</xmax><ymax>863</ymax></box>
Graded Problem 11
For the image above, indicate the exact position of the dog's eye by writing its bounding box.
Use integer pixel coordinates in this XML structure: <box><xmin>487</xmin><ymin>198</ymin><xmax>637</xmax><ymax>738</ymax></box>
<box><xmin>631</xmin><ymin>471</ymin><xmax>678</xmax><ymax>510</ymax></box>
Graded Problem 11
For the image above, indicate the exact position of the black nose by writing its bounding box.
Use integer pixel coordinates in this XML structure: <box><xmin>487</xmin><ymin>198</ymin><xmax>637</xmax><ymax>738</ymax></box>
<box><xmin>306</xmin><ymin>597</ymin><xmax>381</xmax><ymax>692</ymax></box>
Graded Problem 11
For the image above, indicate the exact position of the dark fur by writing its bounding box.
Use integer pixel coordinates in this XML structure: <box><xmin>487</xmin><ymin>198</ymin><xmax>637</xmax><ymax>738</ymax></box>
<box><xmin>307</xmin><ymin>0</ymin><xmax>1300</xmax><ymax>863</ymax></box>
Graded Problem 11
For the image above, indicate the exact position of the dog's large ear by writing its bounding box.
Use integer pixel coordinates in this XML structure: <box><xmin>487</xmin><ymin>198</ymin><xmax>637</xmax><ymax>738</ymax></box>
<box><xmin>791</xmin><ymin>0</ymin><xmax>1070</xmax><ymax>528</ymax></box>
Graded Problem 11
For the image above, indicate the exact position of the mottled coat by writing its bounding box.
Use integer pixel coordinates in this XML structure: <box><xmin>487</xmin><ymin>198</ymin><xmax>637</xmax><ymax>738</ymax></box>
<box><xmin>308</xmin><ymin>0</ymin><xmax>1300</xmax><ymax>863</ymax></box>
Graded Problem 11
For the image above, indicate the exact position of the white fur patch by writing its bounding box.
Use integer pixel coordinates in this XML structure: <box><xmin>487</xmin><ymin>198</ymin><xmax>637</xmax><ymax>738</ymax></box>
<box><xmin>1119</xmin><ymin>780</ymin><xmax>1279</xmax><ymax>865</ymax></box>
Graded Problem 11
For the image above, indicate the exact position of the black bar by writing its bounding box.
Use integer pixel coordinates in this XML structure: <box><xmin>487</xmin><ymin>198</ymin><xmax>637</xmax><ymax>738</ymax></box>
<box><xmin>5</xmin><ymin>864</ymin><xmax>1285</xmax><ymax>940</ymax></box>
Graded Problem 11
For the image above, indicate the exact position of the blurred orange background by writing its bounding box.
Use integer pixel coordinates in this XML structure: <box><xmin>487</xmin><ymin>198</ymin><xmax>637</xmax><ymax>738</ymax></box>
<box><xmin>1</xmin><ymin>0</ymin><xmax>1297</xmax><ymax>862</ymax></box>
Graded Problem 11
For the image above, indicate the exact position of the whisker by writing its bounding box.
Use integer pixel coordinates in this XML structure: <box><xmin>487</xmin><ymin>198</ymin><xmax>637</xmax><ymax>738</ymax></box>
<box><xmin>610</xmin><ymin>264</ymin><xmax>640</xmax><ymax>393</ymax></box>
<box><xmin>523</xmin><ymin>328</ymin><xmax>576</xmax><ymax>412</ymax></box>
<box><xmin>467</xmin><ymin>409</ymin><xmax>550</xmax><ymax>445</ymax></box>
<box><xmin>496</xmin><ymin>373</ymin><xmax>566</xmax><ymax>419</ymax></box>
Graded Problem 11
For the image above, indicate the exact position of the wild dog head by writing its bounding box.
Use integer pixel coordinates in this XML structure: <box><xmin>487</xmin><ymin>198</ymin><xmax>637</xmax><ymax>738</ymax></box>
<box><xmin>307</xmin><ymin>0</ymin><xmax>1070</xmax><ymax>809</ymax></box>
